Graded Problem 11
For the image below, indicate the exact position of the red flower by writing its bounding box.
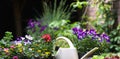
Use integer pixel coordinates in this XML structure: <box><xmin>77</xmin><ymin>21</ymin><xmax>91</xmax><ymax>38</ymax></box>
<box><xmin>13</xmin><ymin>56</ymin><xmax>18</xmax><ymax>59</ymax></box>
<box><xmin>42</xmin><ymin>34</ymin><xmax>51</xmax><ymax>42</ymax></box>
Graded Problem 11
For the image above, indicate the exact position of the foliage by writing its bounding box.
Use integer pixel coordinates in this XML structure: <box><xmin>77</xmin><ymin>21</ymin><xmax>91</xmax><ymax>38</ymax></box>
<box><xmin>26</xmin><ymin>19</ymin><xmax>56</xmax><ymax>58</ymax></box>
<box><xmin>92</xmin><ymin>53</ymin><xmax>120</xmax><ymax>59</ymax></box>
<box><xmin>0</xmin><ymin>19</ymin><xmax>55</xmax><ymax>59</ymax></box>
<box><xmin>24</xmin><ymin>0</ymin><xmax>74</xmax><ymax>58</ymax></box>
<box><xmin>41</xmin><ymin>0</ymin><xmax>72</xmax><ymax>25</ymax></box>
<box><xmin>88</xmin><ymin>0</ymin><xmax>120</xmax><ymax>52</ymax></box>
<box><xmin>52</xmin><ymin>21</ymin><xmax>80</xmax><ymax>48</ymax></box>
<box><xmin>108</xmin><ymin>25</ymin><xmax>120</xmax><ymax>52</ymax></box>
<box><xmin>0</xmin><ymin>31</ymin><xmax>13</xmax><ymax>48</ymax></box>
<box><xmin>71</xmin><ymin>0</ymin><xmax>88</xmax><ymax>9</ymax></box>
<box><xmin>0</xmin><ymin>32</ymin><xmax>53</xmax><ymax>59</ymax></box>
<box><xmin>71</xmin><ymin>27</ymin><xmax>110</xmax><ymax>56</ymax></box>
<box><xmin>0</xmin><ymin>32</ymin><xmax>17</xmax><ymax>59</ymax></box>
<box><xmin>0</xmin><ymin>0</ymin><xmax>119</xmax><ymax>58</ymax></box>
<box><xmin>71</xmin><ymin>0</ymin><xmax>119</xmax><ymax>53</ymax></box>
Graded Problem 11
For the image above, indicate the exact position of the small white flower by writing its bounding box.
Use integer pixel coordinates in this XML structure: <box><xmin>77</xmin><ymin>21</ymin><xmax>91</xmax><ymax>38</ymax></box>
<box><xmin>29</xmin><ymin>48</ymin><xmax>32</xmax><ymax>51</ymax></box>
<box><xmin>20</xmin><ymin>37</ymin><xmax>25</xmax><ymax>40</ymax></box>
<box><xmin>25</xmin><ymin>35</ymin><xmax>33</xmax><ymax>40</ymax></box>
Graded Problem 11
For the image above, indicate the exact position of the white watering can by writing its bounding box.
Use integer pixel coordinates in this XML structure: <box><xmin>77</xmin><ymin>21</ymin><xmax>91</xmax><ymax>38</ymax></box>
<box><xmin>54</xmin><ymin>36</ymin><xmax>99</xmax><ymax>59</ymax></box>
<box><xmin>55</xmin><ymin>36</ymin><xmax>79</xmax><ymax>59</ymax></box>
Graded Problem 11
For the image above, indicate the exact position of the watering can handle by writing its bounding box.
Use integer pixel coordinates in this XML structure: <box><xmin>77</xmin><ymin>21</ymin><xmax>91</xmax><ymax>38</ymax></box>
<box><xmin>56</xmin><ymin>36</ymin><xmax>75</xmax><ymax>48</ymax></box>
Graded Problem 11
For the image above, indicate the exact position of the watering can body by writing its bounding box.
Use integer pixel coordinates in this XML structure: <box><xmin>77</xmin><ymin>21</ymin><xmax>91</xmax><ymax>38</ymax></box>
<box><xmin>55</xmin><ymin>37</ymin><xmax>78</xmax><ymax>59</ymax></box>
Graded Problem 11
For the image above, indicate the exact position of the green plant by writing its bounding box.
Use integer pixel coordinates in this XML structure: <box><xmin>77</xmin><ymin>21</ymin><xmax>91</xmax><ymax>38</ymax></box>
<box><xmin>92</xmin><ymin>53</ymin><xmax>120</xmax><ymax>59</ymax></box>
<box><xmin>26</xmin><ymin>19</ymin><xmax>56</xmax><ymax>58</ymax></box>
<box><xmin>88</xmin><ymin>0</ymin><xmax>120</xmax><ymax>52</ymax></box>
<box><xmin>0</xmin><ymin>31</ymin><xmax>13</xmax><ymax>48</ymax></box>
<box><xmin>41</xmin><ymin>0</ymin><xmax>72</xmax><ymax>25</ymax></box>
<box><xmin>72</xmin><ymin>27</ymin><xmax>110</xmax><ymax>57</ymax></box>
<box><xmin>0</xmin><ymin>31</ymin><xmax>15</xmax><ymax>59</ymax></box>
<box><xmin>109</xmin><ymin>25</ymin><xmax>120</xmax><ymax>52</ymax></box>
<box><xmin>71</xmin><ymin>0</ymin><xmax>88</xmax><ymax>9</ymax></box>
<box><xmin>0</xmin><ymin>20</ymin><xmax>55</xmax><ymax>59</ymax></box>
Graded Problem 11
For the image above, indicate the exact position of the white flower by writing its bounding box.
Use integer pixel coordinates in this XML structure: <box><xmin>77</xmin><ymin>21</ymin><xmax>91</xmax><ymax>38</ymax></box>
<box><xmin>20</xmin><ymin>37</ymin><xmax>25</xmax><ymax>40</ymax></box>
<box><xmin>25</xmin><ymin>35</ymin><xmax>33</xmax><ymax>40</ymax></box>
<box><xmin>29</xmin><ymin>48</ymin><xmax>32</xmax><ymax>51</ymax></box>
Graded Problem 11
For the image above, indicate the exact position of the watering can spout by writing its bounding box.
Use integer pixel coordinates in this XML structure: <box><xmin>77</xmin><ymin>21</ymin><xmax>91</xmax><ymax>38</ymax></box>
<box><xmin>81</xmin><ymin>47</ymin><xmax>99</xmax><ymax>59</ymax></box>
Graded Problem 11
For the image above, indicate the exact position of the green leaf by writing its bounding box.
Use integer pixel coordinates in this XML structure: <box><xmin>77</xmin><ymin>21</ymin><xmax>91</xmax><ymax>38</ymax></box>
<box><xmin>115</xmin><ymin>47</ymin><xmax>120</xmax><ymax>51</ymax></box>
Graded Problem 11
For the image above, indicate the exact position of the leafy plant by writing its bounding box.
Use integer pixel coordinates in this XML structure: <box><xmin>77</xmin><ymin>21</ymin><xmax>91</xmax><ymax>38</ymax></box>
<box><xmin>108</xmin><ymin>25</ymin><xmax>120</xmax><ymax>52</ymax></box>
<box><xmin>26</xmin><ymin>19</ymin><xmax>56</xmax><ymax>58</ymax></box>
<box><xmin>0</xmin><ymin>19</ymin><xmax>55</xmax><ymax>59</ymax></box>
<box><xmin>72</xmin><ymin>27</ymin><xmax>110</xmax><ymax>57</ymax></box>
<box><xmin>0</xmin><ymin>31</ymin><xmax>13</xmax><ymax>48</ymax></box>
<box><xmin>71</xmin><ymin>0</ymin><xmax>88</xmax><ymax>9</ymax></box>
<box><xmin>88</xmin><ymin>0</ymin><xmax>120</xmax><ymax>52</ymax></box>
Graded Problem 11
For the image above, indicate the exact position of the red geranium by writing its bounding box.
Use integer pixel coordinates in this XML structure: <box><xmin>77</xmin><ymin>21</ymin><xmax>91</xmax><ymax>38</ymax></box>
<box><xmin>42</xmin><ymin>34</ymin><xmax>51</xmax><ymax>42</ymax></box>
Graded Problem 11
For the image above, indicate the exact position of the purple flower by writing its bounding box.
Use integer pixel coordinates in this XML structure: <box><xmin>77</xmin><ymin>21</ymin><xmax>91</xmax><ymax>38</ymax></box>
<box><xmin>36</xmin><ymin>21</ymin><xmax>41</xmax><ymax>27</ymax></box>
<box><xmin>88</xmin><ymin>29</ymin><xmax>96</xmax><ymax>35</ymax></box>
<box><xmin>78</xmin><ymin>29</ymin><xmax>83</xmax><ymax>34</ymax></box>
<box><xmin>92</xmin><ymin>34</ymin><xmax>100</xmax><ymax>40</ymax></box>
<box><xmin>14</xmin><ymin>40</ymin><xmax>22</xmax><ymax>45</ymax></box>
<box><xmin>24</xmin><ymin>39</ymin><xmax>31</xmax><ymax>45</ymax></box>
<box><xmin>28</xmin><ymin>19</ymin><xmax>41</xmax><ymax>28</ymax></box>
<box><xmin>101</xmin><ymin>33</ymin><xmax>110</xmax><ymax>42</ymax></box>
<box><xmin>72</xmin><ymin>27</ymin><xmax>78</xmax><ymax>34</ymax></box>
<box><xmin>77</xmin><ymin>30</ymin><xmax>86</xmax><ymax>40</ymax></box>
<box><xmin>40</xmin><ymin>25</ymin><xmax>47</xmax><ymax>32</ymax></box>
<box><xmin>16</xmin><ymin>37</ymin><xmax>22</xmax><ymax>41</ymax></box>
<box><xmin>28</xmin><ymin>19</ymin><xmax>35</xmax><ymax>28</ymax></box>
<box><xmin>72</xmin><ymin>27</ymin><xmax>87</xmax><ymax>40</ymax></box>
<box><xmin>79</xmin><ymin>31</ymin><xmax>86</xmax><ymax>38</ymax></box>
<box><xmin>72</xmin><ymin>27</ymin><xmax>110</xmax><ymax>43</ymax></box>
<box><xmin>13</xmin><ymin>56</ymin><xmax>18</xmax><ymax>59</ymax></box>
<box><xmin>77</xmin><ymin>33</ymin><xmax>84</xmax><ymax>40</ymax></box>
<box><xmin>85</xmin><ymin>29</ymin><xmax>89</xmax><ymax>34</ymax></box>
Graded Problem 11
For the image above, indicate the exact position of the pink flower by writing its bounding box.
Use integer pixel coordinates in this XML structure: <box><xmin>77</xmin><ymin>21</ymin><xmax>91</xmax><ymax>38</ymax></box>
<box><xmin>13</xmin><ymin>56</ymin><xmax>18</xmax><ymax>59</ymax></box>
<box><xmin>4</xmin><ymin>48</ymin><xmax>9</xmax><ymax>53</ymax></box>
<box><xmin>10</xmin><ymin>45</ymin><xmax>15</xmax><ymax>49</ymax></box>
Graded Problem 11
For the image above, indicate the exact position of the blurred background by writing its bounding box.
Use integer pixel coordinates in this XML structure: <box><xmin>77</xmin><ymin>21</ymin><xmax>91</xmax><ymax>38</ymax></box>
<box><xmin>0</xmin><ymin>0</ymin><xmax>120</xmax><ymax>39</ymax></box>
<box><xmin>0</xmin><ymin>0</ymin><xmax>76</xmax><ymax>39</ymax></box>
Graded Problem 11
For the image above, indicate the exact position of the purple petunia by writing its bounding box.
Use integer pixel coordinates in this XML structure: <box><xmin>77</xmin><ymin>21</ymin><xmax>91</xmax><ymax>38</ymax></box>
<box><xmin>40</xmin><ymin>25</ymin><xmax>47</xmax><ymax>32</ymax></box>
<box><xmin>28</xmin><ymin>19</ymin><xmax>35</xmax><ymax>28</ymax></box>
<box><xmin>28</xmin><ymin>19</ymin><xmax>41</xmax><ymax>29</ymax></box>
<box><xmin>77</xmin><ymin>33</ymin><xmax>85</xmax><ymax>40</ymax></box>
<box><xmin>72</xmin><ymin>27</ymin><xmax>87</xmax><ymax>40</ymax></box>
<box><xmin>14</xmin><ymin>35</ymin><xmax>32</xmax><ymax>45</ymax></box>
<box><xmin>88</xmin><ymin>29</ymin><xmax>96</xmax><ymax>36</ymax></box>
<box><xmin>101</xmin><ymin>33</ymin><xmax>110</xmax><ymax>42</ymax></box>
<box><xmin>72</xmin><ymin>27</ymin><xmax>110</xmax><ymax>43</ymax></box>
<box><xmin>24</xmin><ymin>39</ymin><xmax>31</xmax><ymax>45</ymax></box>
<box><xmin>72</xmin><ymin>27</ymin><xmax>78</xmax><ymax>34</ymax></box>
